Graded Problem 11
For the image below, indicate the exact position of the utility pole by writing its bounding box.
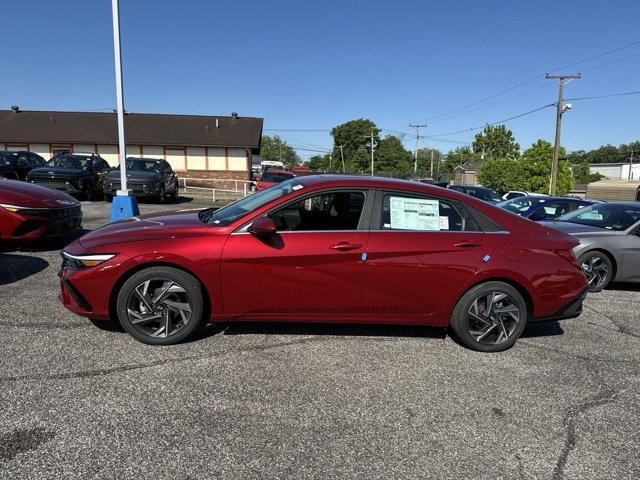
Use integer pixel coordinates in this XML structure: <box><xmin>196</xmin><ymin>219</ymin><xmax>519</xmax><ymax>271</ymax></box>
<box><xmin>546</xmin><ymin>73</ymin><xmax>580</xmax><ymax>195</ymax></box>
<box><xmin>338</xmin><ymin>145</ymin><xmax>345</xmax><ymax>172</ymax></box>
<box><xmin>409</xmin><ymin>123</ymin><xmax>427</xmax><ymax>172</ymax></box>
<box><xmin>370</xmin><ymin>129</ymin><xmax>375</xmax><ymax>176</ymax></box>
<box><xmin>430</xmin><ymin>150</ymin><xmax>434</xmax><ymax>179</ymax></box>
<box><xmin>629</xmin><ymin>149</ymin><xmax>634</xmax><ymax>180</ymax></box>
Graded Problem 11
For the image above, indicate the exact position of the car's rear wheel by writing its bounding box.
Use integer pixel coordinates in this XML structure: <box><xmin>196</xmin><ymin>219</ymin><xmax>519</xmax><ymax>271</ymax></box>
<box><xmin>449</xmin><ymin>281</ymin><xmax>528</xmax><ymax>352</ymax></box>
<box><xmin>115</xmin><ymin>266</ymin><xmax>205</xmax><ymax>345</ymax></box>
<box><xmin>104</xmin><ymin>193</ymin><xmax>113</xmax><ymax>202</ymax></box>
<box><xmin>578</xmin><ymin>251</ymin><xmax>612</xmax><ymax>292</ymax></box>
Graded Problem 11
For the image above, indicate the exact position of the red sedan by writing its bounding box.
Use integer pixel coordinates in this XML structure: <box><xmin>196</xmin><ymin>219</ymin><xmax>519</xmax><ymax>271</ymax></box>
<box><xmin>0</xmin><ymin>178</ymin><xmax>82</xmax><ymax>241</ymax></box>
<box><xmin>59</xmin><ymin>175</ymin><xmax>587</xmax><ymax>352</ymax></box>
<box><xmin>255</xmin><ymin>170</ymin><xmax>296</xmax><ymax>191</ymax></box>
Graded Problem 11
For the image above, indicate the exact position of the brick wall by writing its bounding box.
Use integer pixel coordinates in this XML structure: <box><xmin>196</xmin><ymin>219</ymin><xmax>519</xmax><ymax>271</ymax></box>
<box><xmin>179</xmin><ymin>170</ymin><xmax>252</xmax><ymax>190</ymax></box>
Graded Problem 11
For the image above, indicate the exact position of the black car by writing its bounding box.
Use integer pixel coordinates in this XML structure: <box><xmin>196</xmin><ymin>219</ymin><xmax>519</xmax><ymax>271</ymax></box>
<box><xmin>0</xmin><ymin>150</ymin><xmax>47</xmax><ymax>180</ymax></box>
<box><xmin>103</xmin><ymin>157</ymin><xmax>179</xmax><ymax>203</ymax></box>
<box><xmin>448</xmin><ymin>184</ymin><xmax>502</xmax><ymax>204</ymax></box>
<box><xmin>26</xmin><ymin>154</ymin><xmax>111</xmax><ymax>199</ymax></box>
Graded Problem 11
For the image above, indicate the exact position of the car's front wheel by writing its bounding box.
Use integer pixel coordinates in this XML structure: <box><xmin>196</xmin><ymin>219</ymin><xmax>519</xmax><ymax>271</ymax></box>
<box><xmin>449</xmin><ymin>281</ymin><xmax>528</xmax><ymax>352</ymax></box>
<box><xmin>578</xmin><ymin>251</ymin><xmax>612</xmax><ymax>292</ymax></box>
<box><xmin>115</xmin><ymin>266</ymin><xmax>205</xmax><ymax>345</ymax></box>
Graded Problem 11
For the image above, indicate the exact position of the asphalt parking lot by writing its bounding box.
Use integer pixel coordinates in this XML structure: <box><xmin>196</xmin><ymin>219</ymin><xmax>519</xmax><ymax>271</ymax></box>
<box><xmin>1</xmin><ymin>197</ymin><xmax>639</xmax><ymax>480</ymax></box>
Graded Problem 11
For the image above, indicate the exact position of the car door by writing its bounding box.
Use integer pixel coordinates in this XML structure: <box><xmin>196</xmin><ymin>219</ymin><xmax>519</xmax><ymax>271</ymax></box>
<box><xmin>162</xmin><ymin>161</ymin><xmax>174</xmax><ymax>191</ymax></box>
<box><xmin>15</xmin><ymin>152</ymin><xmax>30</xmax><ymax>180</ymax></box>
<box><xmin>220</xmin><ymin>189</ymin><xmax>372</xmax><ymax>317</ymax></box>
<box><xmin>621</xmin><ymin>220</ymin><xmax>640</xmax><ymax>282</ymax></box>
<box><xmin>361</xmin><ymin>190</ymin><xmax>492</xmax><ymax>321</ymax></box>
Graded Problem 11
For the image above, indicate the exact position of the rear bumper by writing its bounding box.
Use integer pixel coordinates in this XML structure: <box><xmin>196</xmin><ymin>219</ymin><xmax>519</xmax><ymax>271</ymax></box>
<box><xmin>534</xmin><ymin>287</ymin><xmax>588</xmax><ymax>322</ymax></box>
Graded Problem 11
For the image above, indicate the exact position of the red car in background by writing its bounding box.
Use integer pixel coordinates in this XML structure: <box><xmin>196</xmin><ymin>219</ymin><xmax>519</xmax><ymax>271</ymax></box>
<box><xmin>255</xmin><ymin>170</ymin><xmax>296</xmax><ymax>191</ymax></box>
<box><xmin>0</xmin><ymin>178</ymin><xmax>82</xmax><ymax>241</ymax></box>
<box><xmin>59</xmin><ymin>175</ymin><xmax>587</xmax><ymax>352</ymax></box>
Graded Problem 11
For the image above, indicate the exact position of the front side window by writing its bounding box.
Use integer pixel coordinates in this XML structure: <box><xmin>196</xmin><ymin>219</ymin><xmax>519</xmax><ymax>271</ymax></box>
<box><xmin>270</xmin><ymin>191</ymin><xmax>365</xmax><ymax>231</ymax></box>
<box><xmin>379</xmin><ymin>192</ymin><xmax>468</xmax><ymax>232</ymax></box>
<box><xmin>497</xmin><ymin>197</ymin><xmax>545</xmax><ymax>213</ymax></box>
<box><xmin>47</xmin><ymin>155</ymin><xmax>91</xmax><ymax>169</ymax></box>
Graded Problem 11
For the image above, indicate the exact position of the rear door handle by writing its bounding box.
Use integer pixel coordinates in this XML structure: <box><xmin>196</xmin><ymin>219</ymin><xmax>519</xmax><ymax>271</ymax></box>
<box><xmin>330</xmin><ymin>242</ymin><xmax>363</xmax><ymax>251</ymax></box>
<box><xmin>454</xmin><ymin>241</ymin><xmax>485</xmax><ymax>248</ymax></box>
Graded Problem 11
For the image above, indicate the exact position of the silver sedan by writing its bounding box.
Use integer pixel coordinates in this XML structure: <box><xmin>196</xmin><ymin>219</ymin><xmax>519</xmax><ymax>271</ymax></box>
<box><xmin>542</xmin><ymin>202</ymin><xmax>640</xmax><ymax>292</ymax></box>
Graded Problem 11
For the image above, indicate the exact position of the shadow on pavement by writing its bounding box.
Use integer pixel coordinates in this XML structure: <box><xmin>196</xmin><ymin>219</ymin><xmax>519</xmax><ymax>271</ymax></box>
<box><xmin>607</xmin><ymin>282</ymin><xmax>640</xmax><ymax>292</ymax></box>
<box><xmin>0</xmin><ymin>229</ymin><xmax>90</xmax><ymax>253</ymax></box>
<box><xmin>522</xmin><ymin>320</ymin><xmax>564</xmax><ymax>338</ymax></box>
<box><xmin>0</xmin><ymin>254</ymin><xmax>50</xmax><ymax>285</ymax></box>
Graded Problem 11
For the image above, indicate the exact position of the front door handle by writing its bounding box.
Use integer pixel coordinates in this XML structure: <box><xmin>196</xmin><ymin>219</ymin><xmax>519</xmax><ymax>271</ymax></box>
<box><xmin>454</xmin><ymin>241</ymin><xmax>485</xmax><ymax>248</ymax></box>
<box><xmin>330</xmin><ymin>242</ymin><xmax>363</xmax><ymax>251</ymax></box>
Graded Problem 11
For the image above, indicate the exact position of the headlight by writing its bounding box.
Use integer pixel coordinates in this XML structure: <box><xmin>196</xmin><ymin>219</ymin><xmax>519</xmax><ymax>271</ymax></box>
<box><xmin>0</xmin><ymin>203</ymin><xmax>46</xmax><ymax>215</ymax></box>
<box><xmin>61</xmin><ymin>252</ymin><xmax>117</xmax><ymax>268</ymax></box>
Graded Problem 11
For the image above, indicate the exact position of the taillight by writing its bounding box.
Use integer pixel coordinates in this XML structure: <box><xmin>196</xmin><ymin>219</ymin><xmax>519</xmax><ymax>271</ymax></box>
<box><xmin>554</xmin><ymin>249</ymin><xmax>578</xmax><ymax>267</ymax></box>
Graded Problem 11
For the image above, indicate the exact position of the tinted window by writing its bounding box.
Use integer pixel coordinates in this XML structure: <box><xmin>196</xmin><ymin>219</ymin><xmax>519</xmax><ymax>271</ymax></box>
<box><xmin>0</xmin><ymin>151</ymin><xmax>16</xmax><ymax>165</ymax></box>
<box><xmin>498</xmin><ymin>197</ymin><xmax>546</xmax><ymax>213</ymax></box>
<box><xmin>558</xmin><ymin>203</ymin><xmax>640</xmax><ymax>231</ymax></box>
<box><xmin>123</xmin><ymin>159</ymin><xmax>163</xmax><ymax>172</ymax></box>
<box><xmin>47</xmin><ymin>155</ymin><xmax>91</xmax><ymax>169</ymax></box>
<box><xmin>379</xmin><ymin>192</ymin><xmax>471</xmax><ymax>232</ymax></box>
<box><xmin>262</xmin><ymin>171</ymin><xmax>295</xmax><ymax>182</ymax></box>
<box><xmin>505</xmin><ymin>192</ymin><xmax>524</xmax><ymax>200</ymax></box>
<box><xmin>270</xmin><ymin>191</ymin><xmax>365</xmax><ymax>231</ymax></box>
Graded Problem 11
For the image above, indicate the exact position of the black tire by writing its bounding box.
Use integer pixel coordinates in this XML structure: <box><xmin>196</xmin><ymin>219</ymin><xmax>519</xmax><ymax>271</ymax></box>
<box><xmin>578</xmin><ymin>251</ymin><xmax>613</xmax><ymax>293</ymax></box>
<box><xmin>156</xmin><ymin>185</ymin><xmax>165</xmax><ymax>203</ymax></box>
<box><xmin>170</xmin><ymin>184</ymin><xmax>179</xmax><ymax>201</ymax></box>
<box><xmin>104</xmin><ymin>193</ymin><xmax>113</xmax><ymax>203</ymax></box>
<box><xmin>449</xmin><ymin>281</ymin><xmax>528</xmax><ymax>352</ymax></box>
<box><xmin>115</xmin><ymin>266</ymin><xmax>205</xmax><ymax>345</ymax></box>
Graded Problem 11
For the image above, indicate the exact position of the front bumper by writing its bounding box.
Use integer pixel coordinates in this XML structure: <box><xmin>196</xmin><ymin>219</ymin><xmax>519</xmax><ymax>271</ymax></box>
<box><xmin>534</xmin><ymin>287</ymin><xmax>589</xmax><ymax>322</ymax></box>
<box><xmin>29</xmin><ymin>178</ymin><xmax>87</xmax><ymax>194</ymax></box>
<box><xmin>104</xmin><ymin>182</ymin><xmax>160</xmax><ymax>197</ymax></box>
<box><xmin>2</xmin><ymin>209</ymin><xmax>82</xmax><ymax>241</ymax></box>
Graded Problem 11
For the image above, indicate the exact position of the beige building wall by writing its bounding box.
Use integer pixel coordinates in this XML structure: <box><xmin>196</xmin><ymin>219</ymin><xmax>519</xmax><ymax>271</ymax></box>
<box><xmin>187</xmin><ymin>147</ymin><xmax>206</xmax><ymax>171</ymax></box>
<box><xmin>208</xmin><ymin>147</ymin><xmax>226</xmax><ymax>170</ymax></box>
<box><xmin>97</xmin><ymin>145</ymin><xmax>119</xmax><ymax>166</ymax></box>
<box><xmin>74</xmin><ymin>144</ymin><xmax>96</xmax><ymax>154</ymax></box>
<box><xmin>30</xmin><ymin>144</ymin><xmax>49</xmax><ymax>158</ymax></box>
<box><xmin>142</xmin><ymin>145</ymin><xmax>163</xmax><ymax>159</ymax></box>
<box><xmin>165</xmin><ymin>147</ymin><xmax>187</xmax><ymax>171</ymax></box>
<box><xmin>228</xmin><ymin>148</ymin><xmax>248</xmax><ymax>171</ymax></box>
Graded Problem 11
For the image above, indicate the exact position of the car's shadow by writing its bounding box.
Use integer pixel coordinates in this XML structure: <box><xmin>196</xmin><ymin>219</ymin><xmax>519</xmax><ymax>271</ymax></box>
<box><xmin>0</xmin><ymin>254</ymin><xmax>50</xmax><ymax>285</ymax></box>
<box><xmin>0</xmin><ymin>228</ymin><xmax>90</xmax><ymax>253</ymax></box>
<box><xmin>607</xmin><ymin>282</ymin><xmax>640</xmax><ymax>292</ymax></box>
<box><xmin>133</xmin><ymin>195</ymin><xmax>195</xmax><ymax>205</ymax></box>
<box><xmin>521</xmin><ymin>320</ymin><xmax>564</xmax><ymax>338</ymax></box>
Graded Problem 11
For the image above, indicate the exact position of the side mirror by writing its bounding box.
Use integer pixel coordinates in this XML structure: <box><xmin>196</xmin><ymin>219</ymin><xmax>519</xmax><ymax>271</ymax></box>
<box><xmin>248</xmin><ymin>216</ymin><xmax>277</xmax><ymax>236</ymax></box>
<box><xmin>529</xmin><ymin>209</ymin><xmax>547</xmax><ymax>221</ymax></box>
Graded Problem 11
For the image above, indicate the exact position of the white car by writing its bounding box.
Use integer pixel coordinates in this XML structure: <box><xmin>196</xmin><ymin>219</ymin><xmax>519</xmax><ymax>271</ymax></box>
<box><xmin>501</xmin><ymin>191</ymin><xmax>547</xmax><ymax>201</ymax></box>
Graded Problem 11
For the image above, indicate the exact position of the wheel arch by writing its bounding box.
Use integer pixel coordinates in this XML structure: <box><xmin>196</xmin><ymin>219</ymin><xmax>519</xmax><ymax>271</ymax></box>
<box><xmin>108</xmin><ymin>260</ymin><xmax>212</xmax><ymax>323</ymax></box>
<box><xmin>578</xmin><ymin>247</ymin><xmax>618</xmax><ymax>280</ymax></box>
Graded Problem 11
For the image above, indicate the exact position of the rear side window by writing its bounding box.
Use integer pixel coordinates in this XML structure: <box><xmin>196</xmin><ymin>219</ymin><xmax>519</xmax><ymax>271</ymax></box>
<box><xmin>379</xmin><ymin>191</ymin><xmax>475</xmax><ymax>232</ymax></box>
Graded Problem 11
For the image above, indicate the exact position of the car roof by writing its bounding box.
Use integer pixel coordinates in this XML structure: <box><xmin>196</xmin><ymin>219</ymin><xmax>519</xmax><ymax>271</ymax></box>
<box><xmin>125</xmin><ymin>157</ymin><xmax>163</xmax><ymax>161</ymax></box>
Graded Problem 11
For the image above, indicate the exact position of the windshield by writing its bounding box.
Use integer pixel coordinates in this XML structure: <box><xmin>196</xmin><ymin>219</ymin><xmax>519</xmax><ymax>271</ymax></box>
<box><xmin>497</xmin><ymin>197</ymin><xmax>547</xmax><ymax>213</ymax></box>
<box><xmin>478</xmin><ymin>188</ymin><xmax>501</xmax><ymax>202</ymax></box>
<box><xmin>0</xmin><ymin>151</ymin><xmax>16</xmax><ymax>166</ymax></box>
<box><xmin>122</xmin><ymin>159</ymin><xmax>163</xmax><ymax>172</ymax></box>
<box><xmin>47</xmin><ymin>155</ymin><xmax>91</xmax><ymax>169</ymax></box>
<box><xmin>557</xmin><ymin>203</ymin><xmax>640</xmax><ymax>231</ymax></box>
<box><xmin>199</xmin><ymin>178</ymin><xmax>301</xmax><ymax>226</ymax></box>
<box><xmin>261</xmin><ymin>171</ymin><xmax>295</xmax><ymax>182</ymax></box>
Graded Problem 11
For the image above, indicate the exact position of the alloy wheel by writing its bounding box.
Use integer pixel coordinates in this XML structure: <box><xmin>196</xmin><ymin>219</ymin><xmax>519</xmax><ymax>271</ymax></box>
<box><xmin>581</xmin><ymin>256</ymin><xmax>609</xmax><ymax>290</ymax></box>
<box><xmin>126</xmin><ymin>278</ymin><xmax>192</xmax><ymax>338</ymax></box>
<box><xmin>467</xmin><ymin>291</ymin><xmax>521</xmax><ymax>346</ymax></box>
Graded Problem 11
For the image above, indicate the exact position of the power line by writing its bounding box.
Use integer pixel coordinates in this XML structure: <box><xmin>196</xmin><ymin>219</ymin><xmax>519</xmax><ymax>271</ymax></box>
<box><xmin>565</xmin><ymin>89</ymin><xmax>640</xmax><ymax>101</ymax></box>
<box><xmin>580</xmin><ymin>51</ymin><xmax>640</xmax><ymax>73</ymax></box>
<box><xmin>548</xmin><ymin>39</ymin><xmax>640</xmax><ymax>72</ymax></box>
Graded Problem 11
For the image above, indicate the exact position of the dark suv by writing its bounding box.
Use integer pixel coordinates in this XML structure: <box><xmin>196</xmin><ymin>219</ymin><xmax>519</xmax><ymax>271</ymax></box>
<box><xmin>27</xmin><ymin>154</ymin><xmax>111</xmax><ymax>199</ymax></box>
<box><xmin>448</xmin><ymin>184</ymin><xmax>502</xmax><ymax>204</ymax></box>
<box><xmin>0</xmin><ymin>151</ymin><xmax>47</xmax><ymax>180</ymax></box>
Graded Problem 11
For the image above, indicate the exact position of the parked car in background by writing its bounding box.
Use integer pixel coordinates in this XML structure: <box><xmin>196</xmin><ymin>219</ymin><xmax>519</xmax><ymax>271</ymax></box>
<box><xmin>501</xmin><ymin>191</ymin><xmax>547</xmax><ymax>201</ymax></box>
<box><xmin>543</xmin><ymin>202</ymin><xmax>640</xmax><ymax>292</ymax></box>
<box><xmin>497</xmin><ymin>196</ymin><xmax>599</xmax><ymax>221</ymax></box>
<box><xmin>0</xmin><ymin>178</ymin><xmax>82</xmax><ymax>241</ymax></box>
<box><xmin>60</xmin><ymin>175</ymin><xmax>587</xmax><ymax>352</ymax></box>
<box><xmin>448</xmin><ymin>184</ymin><xmax>502</xmax><ymax>204</ymax></box>
<box><xmin>0</xmin><ymin>150</ymin><xmax>46</xmax><ymax>180</ymax></box>
<box><xmin>26</xmin><ymin>154</ymin><xmax>111</xmax><ymax>199</ymax></box>
<box><xmin>255</xmin><ymin>170</ymin><xmax>296</xmax><ymax>191</ymax></box>
<box><xmin>103</xmin><ymin>157</ymin><xmax>178</xmax><ymax>203</ymax></box>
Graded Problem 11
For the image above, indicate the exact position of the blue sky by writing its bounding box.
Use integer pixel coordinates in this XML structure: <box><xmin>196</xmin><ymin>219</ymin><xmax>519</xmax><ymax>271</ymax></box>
<box><xmin>1</xmin><ymin>0</ymin><xmax>639</xmax><ymax>159</ymax></box>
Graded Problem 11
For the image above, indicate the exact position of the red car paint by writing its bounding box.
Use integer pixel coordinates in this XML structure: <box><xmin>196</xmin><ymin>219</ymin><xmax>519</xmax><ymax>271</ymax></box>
<box><xmin>0</xmin><ymin>178</ymin><xmax>82</xmax><ymax>241</ymax></box>
<box><xmin>255</xmin><ymin>170</ymin><xmax>296</xmax><ymax>191</ymax></box>
<box><xmin>59</xmin><ymin>175</ymin><xmax>587</xmax><ymax>328</ymax></box>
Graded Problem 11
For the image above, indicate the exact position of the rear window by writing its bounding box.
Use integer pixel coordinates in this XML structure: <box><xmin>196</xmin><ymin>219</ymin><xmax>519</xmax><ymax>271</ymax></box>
<box><xmin>262</xmin><ymin>171</ymin><xmax>295</xmax><ymax>182</ymax></box>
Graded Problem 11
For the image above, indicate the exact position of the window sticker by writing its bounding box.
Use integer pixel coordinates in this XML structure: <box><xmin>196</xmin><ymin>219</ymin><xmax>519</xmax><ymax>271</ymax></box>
<box><xmin>389</xmin><ymin>196</ymin><xmax>440</xmax><ymax>231</ymax></box>
<box><xmin>439</xmin><ymin>215</ymin><xmax>449</xmax><ymax>230</ymax></box>
<box><xmin>292</xmin><ymin>184</ymin><xmax>304</xmax><ymax>191</ymax></box>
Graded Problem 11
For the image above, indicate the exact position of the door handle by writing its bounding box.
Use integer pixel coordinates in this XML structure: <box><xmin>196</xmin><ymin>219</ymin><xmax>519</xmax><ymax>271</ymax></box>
<box><xmin>454</xmin><ymin>241</ymin><xmax>485</xmax><ymax>248</ymax></box>
<box><xmin>330</xmin><ymin>242</ymin><xmax>363</xmax><ymax>251</ymax></box>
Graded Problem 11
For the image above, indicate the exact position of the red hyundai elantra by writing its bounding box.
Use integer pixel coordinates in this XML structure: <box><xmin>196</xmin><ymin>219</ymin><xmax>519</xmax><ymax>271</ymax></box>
<box><xmin>59</xmin><ymin>175</ymin><xmax>588</xmax><ymax>352</ymax></box>
<box><xmin>0</xmin><ymin>178</ymin><xmax>82</xmax><ymax>241</ymax></box>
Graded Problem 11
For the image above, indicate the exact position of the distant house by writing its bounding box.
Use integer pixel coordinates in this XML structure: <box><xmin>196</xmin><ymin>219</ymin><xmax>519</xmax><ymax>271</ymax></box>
<box><xmin>452</xmin><ymin>161</ymin><xmax>481</xmax><ymax>185</ymax></box>
<box><xmin>0</xmin><ymin>107</ymin><xmax>263</xmax><ymax>186</ymax></box>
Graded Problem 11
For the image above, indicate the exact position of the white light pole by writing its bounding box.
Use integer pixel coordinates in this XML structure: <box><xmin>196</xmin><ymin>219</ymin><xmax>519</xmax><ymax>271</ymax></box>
<box><xmin>110</xmin><ymin>0</ymin><xmax>138</xmax><ymax>221</ymax></box>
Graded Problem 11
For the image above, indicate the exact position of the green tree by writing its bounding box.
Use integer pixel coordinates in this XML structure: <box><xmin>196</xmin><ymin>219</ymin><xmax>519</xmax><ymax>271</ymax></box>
<box><xmin>521</xmin><ymin>140</ymin><xmax>573</xmax><ymax>194</ymax></box>
<box><xmin>442</xmin><ymin>146</ymin><xmax>480</xmax><ymax>173</ymax></box>
<box><xmin>259</xmin><ymin>135</ymin><xmax>301</xmax><ymax>169</ymax></box>
<box><xmin>472</xmin><ymin>124</ymin><xmax>520</xmax><ymax>159</ymax></box>
<box><xmin>476</xmin><ymin>158</ymin><xmax>524</xmax><ymax>194</ymax></box>
<box><xmin>375</xmin><ymin>136</ymin><xmax>413</xmax><ymax>173</ymax></box>
<box><xmin>571</xmin><ymin>160</ymin><xmax>604</xmax><ymax>184</ymax></box>
<box><xmin>307</xmin><ymin>154</ymin><xmax>330</xmax><ymax>172</ymax></box>
<box><xmin>331</xmin><ymin>119</ymin><xmax>380</xmax><ymax>172</ymax></box>
<box><xmin>416</xmin><ymin>148</ymin><xmax>443</xmax><ymax>174</ymax></box>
